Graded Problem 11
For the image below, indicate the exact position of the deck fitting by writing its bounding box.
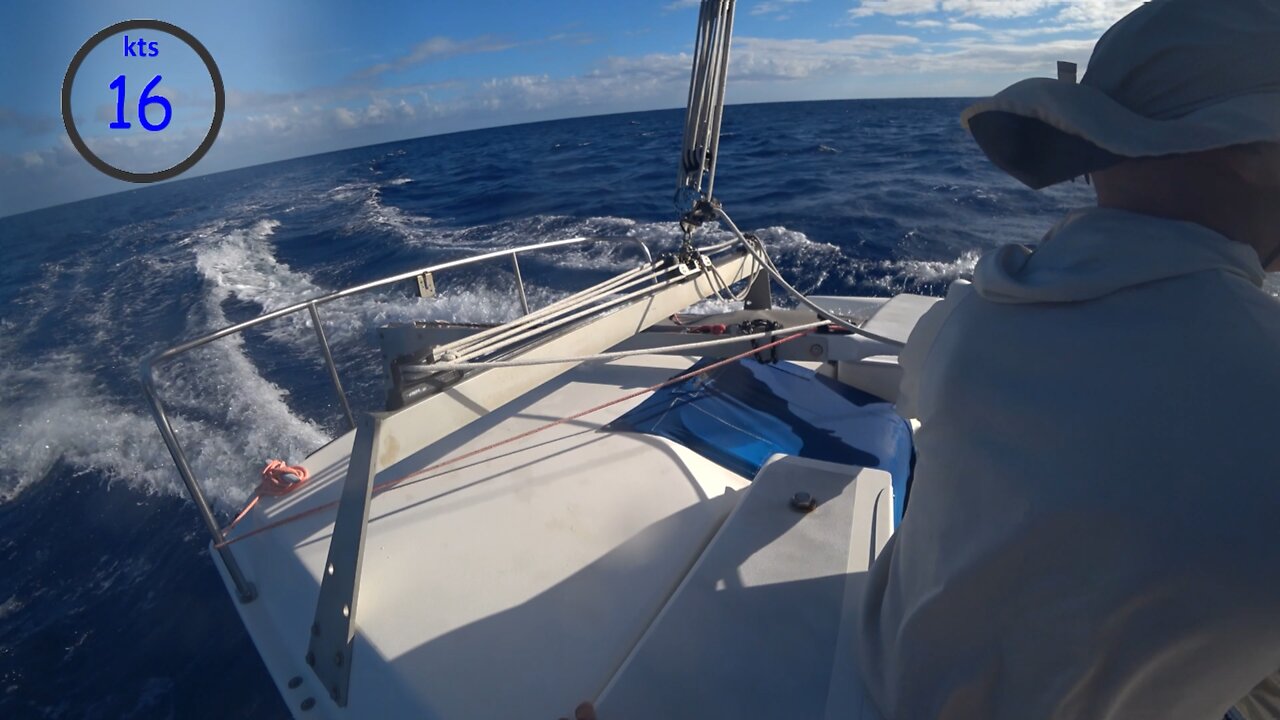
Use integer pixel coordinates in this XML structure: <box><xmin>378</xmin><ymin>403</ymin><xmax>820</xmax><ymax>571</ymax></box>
<box><xmin>790</xmin><ymin>491</ymin><xmax>818</xmax><ymax>513</ymax></box>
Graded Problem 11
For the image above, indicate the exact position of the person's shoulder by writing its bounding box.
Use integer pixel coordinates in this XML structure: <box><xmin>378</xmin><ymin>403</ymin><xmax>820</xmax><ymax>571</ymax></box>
<box><xmin>1170</xmin><ymin>271</ymin><xmax>1280</xmax><ymax>394</ymax></box>
<box><xmin>1230</xmin><ymin>280</ymin><xmax>1280</xmax><ymax>358</ymax></box>
<box><xmin>1183</xmin><ymin>269</ymin><xmax>1280</xmax><ymax>340</ymax></box>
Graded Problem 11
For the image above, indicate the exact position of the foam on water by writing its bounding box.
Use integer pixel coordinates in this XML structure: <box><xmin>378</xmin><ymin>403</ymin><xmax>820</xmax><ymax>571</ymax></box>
<box><xmin>0</xmin><ymin>204</ymin><xmax>985</xmax><ymax>511</ymax></box>
<box><xmin>0</xmin><ymin>347</ymin><xmax>181</xmax><ymax>503</ymax></box>
<box><xmin>194</xmin><ymin>219</ymin><xmax>310</xmax><ymax>312</ymax></box>
<box><xmin>322</xmin><ymin>180</ymin><xmax>434</xmax><ymax>242</ymax></box>
<box><xmin>193</xmin><ymin>216</ymin><xmax>534</xmax><ymax>342</ymax></box>
<box><xmin>363</xmin><ymin>185</ymin><xmax>433</xmax><ymax>240</ymax></box>
<box><xmin>0</xmin><ymin>224</ymin><xmax>334</xmax><ymax>508</ymax></box>
<box><xmin>324</xmin><ymin>182</ymin><xmax>368</xmax><ymax>202</ymax></box>
<box><xmin>868</xmin><ymin>250</ymin><xmax>982</xmax><ymax>293</ymax></box>
<box><xmin>0</xmin><ymin>595</ymin><xmax>22</xmax><ymax>620</ymax></box>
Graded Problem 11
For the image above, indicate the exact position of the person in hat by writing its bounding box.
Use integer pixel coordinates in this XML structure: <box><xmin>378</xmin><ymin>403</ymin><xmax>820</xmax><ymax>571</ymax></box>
<box><xmin>856</xmin><ymin>1</ymin><xmax>1280</xmax><ymax>718</ymax></box>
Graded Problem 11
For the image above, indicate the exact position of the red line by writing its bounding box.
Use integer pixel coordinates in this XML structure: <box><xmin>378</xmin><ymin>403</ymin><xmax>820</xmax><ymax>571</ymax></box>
<box><xmin>215</xmin><ymin>326</ymin><xmax>822</xmax><ymax>549</ymax></box>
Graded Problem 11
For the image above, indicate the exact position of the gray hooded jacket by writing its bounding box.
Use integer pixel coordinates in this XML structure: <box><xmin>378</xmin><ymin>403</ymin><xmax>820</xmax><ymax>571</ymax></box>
<box><xmin>857</xmin><ymin>207</ymin><xmax>1280</xmax><ymax>720</ymax></box>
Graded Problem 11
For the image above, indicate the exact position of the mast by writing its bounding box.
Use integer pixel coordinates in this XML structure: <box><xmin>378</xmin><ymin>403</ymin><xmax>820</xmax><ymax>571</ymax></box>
<box><xmin>676</xmin><ymin>0</ymin><xmax>736</xmax><ymax>232</ymax></box>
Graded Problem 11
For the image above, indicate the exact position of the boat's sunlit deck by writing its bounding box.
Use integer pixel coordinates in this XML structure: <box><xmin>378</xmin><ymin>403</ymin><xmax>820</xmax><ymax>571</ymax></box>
<box><xmin>219</xmin><ymin>354</ymin><xmax>753</xmax><ymax>719</ymax></box>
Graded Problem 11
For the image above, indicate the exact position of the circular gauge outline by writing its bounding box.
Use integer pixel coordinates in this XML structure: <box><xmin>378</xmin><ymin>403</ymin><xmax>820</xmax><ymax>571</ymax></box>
<box><xmin>62</xmin><ymin>19</ymin><xmax>225</xmax><ymax>183</ymax></box>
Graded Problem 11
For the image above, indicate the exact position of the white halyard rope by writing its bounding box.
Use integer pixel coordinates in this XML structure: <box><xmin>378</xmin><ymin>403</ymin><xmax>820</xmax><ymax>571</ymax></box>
<box><xmin>402</xmin><ymin>319</ymin><xmax>830</xmax><ymax>374</ymax></box>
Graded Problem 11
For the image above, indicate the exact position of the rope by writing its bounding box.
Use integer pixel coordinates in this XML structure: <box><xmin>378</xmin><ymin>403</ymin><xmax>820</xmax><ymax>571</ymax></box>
<box><xmin>713</xmin><ymin>207</ymin><xmax>907</xmax><ymax>349</ymax></box>
<box><xmin>698</xmin><ymin>250</ymin><xmax>750</xmax><ymax>302</ymax></box>
<box><xmin>437</xmin><ymin>264</ymin><xmax>662</xmax><ymax>357</ymax></box>
<box><xmin>399</xmin><ymin>320</ymin><xmax>829</xmax><ymax>374</ymax></box>
<box><xmin>215</xmin><ymin>325</ymin><xmax>821</xmax><ymax>549</ymax></box>
<box><xmin>443</xmin><ymin>267</ymin><xmax>701</xmax><ymax>363</ymax></box>
<box><xmin>225</xmin><ymin>460</ymin><xmax>309</xmax><ymax>533</ymax></box>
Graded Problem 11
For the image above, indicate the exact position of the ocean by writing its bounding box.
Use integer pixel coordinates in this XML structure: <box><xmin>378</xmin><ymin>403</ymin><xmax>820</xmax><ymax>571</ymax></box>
<box><xmin>0</xmin><ymin>98</ymin><xmax>1095</xmax><ymax>718</ymax></box>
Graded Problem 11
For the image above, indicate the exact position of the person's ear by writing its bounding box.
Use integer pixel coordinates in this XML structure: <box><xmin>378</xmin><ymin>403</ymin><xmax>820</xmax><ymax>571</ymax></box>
<box><xmin>1224</xmin><ymin>142</ymin><xmax>1280</xmax><ymax>188</ymax></box>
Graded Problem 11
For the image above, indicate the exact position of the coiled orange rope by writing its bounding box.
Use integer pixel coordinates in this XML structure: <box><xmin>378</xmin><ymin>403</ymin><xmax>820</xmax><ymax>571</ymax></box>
<box><xmin>225</xmin><ymin>460</ymin><xmax>309</xmax><ymax>534</ymax></box>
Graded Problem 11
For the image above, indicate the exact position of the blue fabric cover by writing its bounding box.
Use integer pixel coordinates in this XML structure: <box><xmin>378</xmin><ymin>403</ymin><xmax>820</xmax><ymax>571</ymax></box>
<box><xmin>607</xmin><ymin>358</ymin><xmax>914</xmax><ymax>521</ymax></box>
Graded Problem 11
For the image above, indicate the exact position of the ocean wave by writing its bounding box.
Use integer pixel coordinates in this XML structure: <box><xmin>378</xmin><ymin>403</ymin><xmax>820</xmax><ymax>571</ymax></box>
<box><xmin>0</xmin><ymin>220</ymin><xmax>325</xmax><ymax>508</ymax></box>
<box><xmin>381</xmin><ymin>213</ymin><xmax>671</xmax><ymax>272</ymax></box>
<box><xmin>0</xmin><ymin>213</ymin><xmax>584</xmax><ymax>507</ymax></box>
<box><xmin>0</xmin><ymin>346</ymin><xmax>260</xmax><ymax>507</ymax></box>
<box><xmin>321</xmin><ymin>180</ymin><xmax>436</xmax><ymax>242</ymax></box>
<box><xmin>323</xmin><ymin>182</ymin><xmax>367</xmax><ymax>202</ymax></box>
<box><xmin>192</xmin><ymin>217</ymin><xmax>534</xmax><ymax>342</ymax></box>
<box><xmin>363</xmin><ymin>185</ymin><xmax>434</xmax><ymax>240</ymax></box>
<box><xmin>0</xmin><ymin>206</ymin><xmax>977</xmax><ymax>509</ymax></box>
<box><xmin>866</xmin><ymin>250</ymin><xmax>981</xmax><ymax>293</ymax></box>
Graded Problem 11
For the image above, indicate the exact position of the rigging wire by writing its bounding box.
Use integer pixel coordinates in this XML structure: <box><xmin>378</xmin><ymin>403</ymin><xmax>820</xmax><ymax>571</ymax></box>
<box><xmin>677</xmin><ymin>0</ymin><xmax>736</xmax><ymax>212</ymax></box>
<box><xmin>672</xmin><ymin>2</ymin><xmax>905</xmax><ymax>349</ymax></box>
<box><xmin>217</xmin><ymin>325</ymin><xmax>823</xmax><ymax>548</ymax></box>
<box><xmin>715</xmin><ymin>208</ymin><xmax>907</xmax><ymax>348</ymax></box>
<box><xmin>399</xmin><ymin>319</ymin><xmax>830</xmax><ymax>374</ymax></box>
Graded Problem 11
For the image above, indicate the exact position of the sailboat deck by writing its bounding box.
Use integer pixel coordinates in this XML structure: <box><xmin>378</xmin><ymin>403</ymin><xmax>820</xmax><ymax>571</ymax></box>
<box><xmin>217</xmin><ymin>353</ymin><xmax>753</xmax><ymax>719</ymax></box>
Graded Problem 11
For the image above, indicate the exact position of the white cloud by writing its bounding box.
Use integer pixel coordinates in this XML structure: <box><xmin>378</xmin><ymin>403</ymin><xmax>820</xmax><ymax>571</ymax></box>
<box><xmin>853</xmin><ymin>0</ymin><xmax>1141</xmax><ymax>27</ymax></box>
<box><xmin>731</xmin><ymin>34</ymin><xmax>922</xmax><ymax>79</ymax></box>
<box><xmin>357</xmin><ymin>35</ymin><xmax>516</xmax><ymax>78</ymax></box>
<box><xmin>898</xmin><ymin>19</ymin><xmax>944</xmax><ymax>28</ymax></box>
<box><xmin>940</xmin><ymin>0</ymin><xmax>1057</xmax><ymax>18</ymax></box>
<box><xmin>333</xmin><ymin>107</ymin><xmax>358</xmax><ymax>129</ymax></box>
<box><xmin>752</xmin><ymin>0</ymin><xmax>810</xmax><ymax>18</ymax></box>
<box><xmin>6</xmin><ymin>28</ymin><xmax>1095</xmax><ymax>184</ymax></box>
<box><xmin>1056</xmin><ymin>0</ymin><xmax>1143</xmax><ymax>29</ymax></box>
<box><xmin>1</xmin><ymin>8</ymin><xmax>1121</xmax><ymax>217</ymax></box>
<box><xmin>456</xmin><ymin>31</ymin><xmax>1085</xmax><ymax>107</ymax></box>
<box><xmin>851</xmin><ymin>0</ymin><xmax>939</xmax><ymax>17</ymax></box>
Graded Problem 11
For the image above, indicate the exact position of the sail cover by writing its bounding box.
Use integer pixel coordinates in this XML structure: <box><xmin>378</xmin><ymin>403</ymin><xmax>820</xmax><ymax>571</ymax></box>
<box><xmin>607</xmin><ymin>358</ymin><xmax>913</xmax><ymax>520</ymax></box>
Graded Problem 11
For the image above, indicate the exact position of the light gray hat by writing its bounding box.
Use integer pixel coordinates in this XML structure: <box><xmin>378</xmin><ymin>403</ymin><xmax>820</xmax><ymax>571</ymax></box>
<box><xmin>962</xmin><ymin>0</ymin><xmax>1280</xmax><ymax>189</ymax></box>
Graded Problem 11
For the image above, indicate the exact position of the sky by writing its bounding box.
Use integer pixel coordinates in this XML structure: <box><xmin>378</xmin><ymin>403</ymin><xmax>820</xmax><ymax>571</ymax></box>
<box><xmin>0</xmin><ymin>0</ymin><xmax>1143</xmax><ymax>218</ymax></box>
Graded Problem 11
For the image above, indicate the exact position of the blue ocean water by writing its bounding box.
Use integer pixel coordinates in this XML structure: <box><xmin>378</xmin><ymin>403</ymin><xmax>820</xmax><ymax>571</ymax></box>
<box><xmin>0</xmin><ymin>98</ymin><xmax>1094</xmax><ymax>718</ymax></box>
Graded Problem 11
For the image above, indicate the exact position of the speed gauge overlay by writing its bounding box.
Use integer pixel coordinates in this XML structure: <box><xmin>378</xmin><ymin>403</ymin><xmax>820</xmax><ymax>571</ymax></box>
<box><xmin>62</xmin><ymin>19</ymin><xmax>225</xmax><ymax>183</ymax></box>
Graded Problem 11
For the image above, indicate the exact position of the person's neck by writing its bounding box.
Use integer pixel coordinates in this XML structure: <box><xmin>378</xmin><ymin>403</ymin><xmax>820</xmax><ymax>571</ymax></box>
<box><xmin>1095</xmin><ymin>173</ymin><xmax>1278</xmax><ymax>268</ymax></box>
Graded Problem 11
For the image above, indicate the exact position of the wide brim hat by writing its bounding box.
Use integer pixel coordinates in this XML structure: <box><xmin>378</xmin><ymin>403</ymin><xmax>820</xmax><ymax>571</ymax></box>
<box><xmin>961</xmin><ymin>0</ymin><xmax>1280</xmax><ymax>189</ymax></box>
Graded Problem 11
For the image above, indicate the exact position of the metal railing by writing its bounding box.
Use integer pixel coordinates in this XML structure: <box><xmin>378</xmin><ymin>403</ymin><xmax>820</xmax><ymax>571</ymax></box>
<box><xmin>140</xmin><ymin>235</ymin><xmax>653</xmax><ymax>603</ymax></box>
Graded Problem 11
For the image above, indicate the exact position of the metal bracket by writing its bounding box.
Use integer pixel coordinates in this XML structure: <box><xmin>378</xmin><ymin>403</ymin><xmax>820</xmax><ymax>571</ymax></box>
<box><xmin>510</xmin><ymin>253</ymin><xmax>530</xmax><ymax>315</ymax></box>
<box><xmin>306</xmin><ymin>412</ymin><xmax>382</xmax><ymax>707</ymax></box>
<box><xmin>416</xmin><ymin>271</ymin><xmax>436</xmax><ymax>298</ymax></box>
<box><xmin>742</xmin><ymin>269</ymin><xmax>772</xmax><ymax>311</ymax></box>
<box><xmin>679</xmin><ymin>197</ymin><xmax>721</xmax><ymax>233</ymax></box>
<box><xmin>1057</xmin><ymin>60</ymin><xmax>1078</xmax><ymax>83</ymax></box>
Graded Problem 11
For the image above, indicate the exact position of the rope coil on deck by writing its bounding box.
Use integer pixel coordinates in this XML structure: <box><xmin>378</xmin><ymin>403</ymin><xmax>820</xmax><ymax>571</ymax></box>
<box><xmin>225</xmin><ymin>460</ymin><xmax>310</xmax><ymax>535</ymax></box>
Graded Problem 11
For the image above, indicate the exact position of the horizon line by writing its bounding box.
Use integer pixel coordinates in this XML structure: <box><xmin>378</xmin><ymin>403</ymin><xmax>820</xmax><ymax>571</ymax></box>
<box><xmin>1</xmin><ymin>94</ymin><xmax>981</xmax><ymax>222</ymax></box>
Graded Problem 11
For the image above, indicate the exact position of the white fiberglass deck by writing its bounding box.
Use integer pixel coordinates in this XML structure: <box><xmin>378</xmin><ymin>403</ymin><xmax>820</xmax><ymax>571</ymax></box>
<box><xmin>216</xmin><ymin>353</ymin><xmax>753</xmax><ymax>719</ymax></box>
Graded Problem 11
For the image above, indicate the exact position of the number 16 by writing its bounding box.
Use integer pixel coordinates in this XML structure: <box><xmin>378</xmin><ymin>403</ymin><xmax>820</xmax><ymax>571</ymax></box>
<box><xmin>108</xmin><ymin>75</ymin><xmax>172</xmax><ymax>132</ymax></box>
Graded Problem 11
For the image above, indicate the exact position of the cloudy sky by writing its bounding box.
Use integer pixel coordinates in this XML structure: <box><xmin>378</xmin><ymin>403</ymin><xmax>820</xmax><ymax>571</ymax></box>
<box><xmin>0</xmin><ymin>0</ymin><xmax>1142</xmax><ymax>218</ymax></box>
